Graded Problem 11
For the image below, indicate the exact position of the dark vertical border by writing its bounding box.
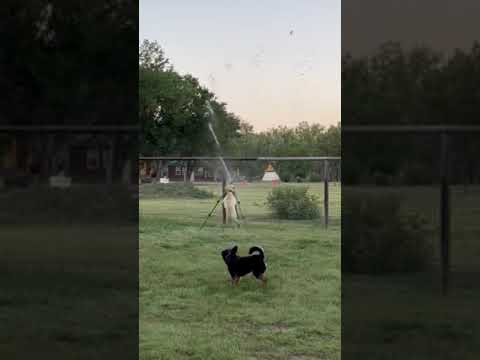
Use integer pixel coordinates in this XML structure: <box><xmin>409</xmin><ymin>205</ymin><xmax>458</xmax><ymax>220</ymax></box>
<box><xmin>0</xmin><ymin>2</ymin><xmax>138</xmax><ymax>359</ymax></box>
<box><xmin>342</xmin><ymin>1</ymin><xmax>480</xmax><ymax>359</ymax></box>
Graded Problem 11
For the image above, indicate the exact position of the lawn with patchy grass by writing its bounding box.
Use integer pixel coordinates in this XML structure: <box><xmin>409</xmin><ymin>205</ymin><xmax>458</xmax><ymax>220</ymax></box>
<box><xmin>0</xmin><ymin>185</ymin><xmax>138</xmax><ymax>358</ymax></box>
<box><xmin>0</xmin><ymin>225</ymin><xmax>138</xmax><ymax>359</ymax></box>
<box><xmin>140</xmin><ymin>182</ymin><xmax>341</xmax><ymax>360</ymax></box>
<box><xmin>342</xmin><ymin>185</ymin><xmax>480</xmax><ymax>360</ymax></box>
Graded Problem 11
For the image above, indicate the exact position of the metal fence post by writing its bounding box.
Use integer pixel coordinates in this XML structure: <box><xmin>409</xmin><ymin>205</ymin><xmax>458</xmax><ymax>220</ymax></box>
<box><xmin>324</xmin><ymin>159</ymin><xmax>329</xmax><ymax>228</ymax></box>
<box><xmin>338</xmin><ymin>159</ymin><xmax>341</xmax><ymax>183</ymax></box>
<box><xmin>440</xmin><ymin>132</ymin><xmax>450</xmax><ymax>295</ymax></box>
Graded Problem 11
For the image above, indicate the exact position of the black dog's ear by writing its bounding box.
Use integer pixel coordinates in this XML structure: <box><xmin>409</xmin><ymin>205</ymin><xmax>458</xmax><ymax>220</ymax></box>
<box><xmin>231</xmin><ymin>245</ymin><xmax>238</xmax><ymax>254</ymax></box>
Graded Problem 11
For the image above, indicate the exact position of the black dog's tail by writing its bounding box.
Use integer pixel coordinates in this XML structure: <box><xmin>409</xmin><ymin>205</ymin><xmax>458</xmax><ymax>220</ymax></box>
<box><xmin>248</xmin><ymin>246</ymin><xmax>265</xmax><ymax>260</ymax></box>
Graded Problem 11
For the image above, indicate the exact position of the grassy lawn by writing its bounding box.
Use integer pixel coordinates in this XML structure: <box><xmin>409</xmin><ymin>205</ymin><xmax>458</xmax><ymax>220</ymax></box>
<box><xmin>342</xmin><ymin>185</ymin><xmax>480</xmax><ymax>360</ymax></box>
<box><xmin>140</xmin><ymin>182</ymin><xmax>341</xmax><ymax>360</ymax></box>
<box><xmin>0</xmin><ymin>225</ymin><xmax>138</xmax><ymax>359</ymax></box>
<box><xmin>343</xmin><ymin>271</ymin><xmax>480</xmax><ymax>360</ymax></box>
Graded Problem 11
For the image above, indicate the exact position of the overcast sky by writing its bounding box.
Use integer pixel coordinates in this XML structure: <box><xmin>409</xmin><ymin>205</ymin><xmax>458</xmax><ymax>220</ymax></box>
<box><xmin>139</xmin><ymin>0</ymin><xmax>340</xmax><ymax>132</ymax></box>
<box><xmin>343</xmin><ymin>0</ymin><xmax>480</xmax><ymax>56</ymax></box>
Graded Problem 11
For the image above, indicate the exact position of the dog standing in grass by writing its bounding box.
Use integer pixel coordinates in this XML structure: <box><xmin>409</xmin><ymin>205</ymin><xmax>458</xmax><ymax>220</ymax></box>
<box><xmin>222</xmin><ymin>184</ymin><xmax>240</xmax><ymax>227</ymax></box>
<box><xmin>221</xmin><ymin>245</ymin><xmax>267</xmax><ymax>286</ymax></box>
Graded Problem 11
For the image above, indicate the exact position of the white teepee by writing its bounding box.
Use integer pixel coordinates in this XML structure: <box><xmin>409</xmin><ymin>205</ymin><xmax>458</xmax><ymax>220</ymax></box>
<box><xmin>262</xmin><ymin>163</ymin><xmax>280</xmax><ymax>182</ymax></box>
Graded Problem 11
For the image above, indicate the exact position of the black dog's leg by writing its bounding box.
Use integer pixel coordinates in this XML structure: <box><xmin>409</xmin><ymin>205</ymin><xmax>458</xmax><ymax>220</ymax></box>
<box><xmin>228</xmin><ymin>269</ymin><xmax>238</xmax><ymax>285</ymax></box>
<box><xmin>259</xmin><ymin>274</ymin><xmax>267</xmax><ymax>287</ymax></box>
<box><xmin>254</xmin><ymin>272</ymin><xmax>267</xmax><ymax>287</ymax></box>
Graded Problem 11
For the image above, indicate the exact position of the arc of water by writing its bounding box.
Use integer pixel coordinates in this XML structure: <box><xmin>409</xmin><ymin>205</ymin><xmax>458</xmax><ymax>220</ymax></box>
<box><xmin>206</xmin><ymin>102</ymin><xmax>232</xmax><ymax>184</ymax></box>
<box><xmin>204</xmin><ymin>101</ymin><xmax>246</xmax><ymax>224</ymax></box>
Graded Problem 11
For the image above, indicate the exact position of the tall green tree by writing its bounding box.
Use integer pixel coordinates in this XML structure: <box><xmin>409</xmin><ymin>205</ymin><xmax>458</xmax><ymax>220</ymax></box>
<box><xmin>139</xmin><ymin>40</ymin><xmax>241</xmax><ymax>157</ymax></box>
<box><xmin>342</xmin><ymin>42</ymin><xmax>480</xmax><ymax>184</ymax></box>
<box><xmin>139</xmin><ymin>39</ymin><xmax>170</xmax><ymax>72</ymax></box>
<box><xmin>1</xmin><ymin>2</ymin><xmax>137</xmax><ymax>125</ymax></box>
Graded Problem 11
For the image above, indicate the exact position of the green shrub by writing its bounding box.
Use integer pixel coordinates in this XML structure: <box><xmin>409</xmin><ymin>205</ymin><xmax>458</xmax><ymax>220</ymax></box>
<box><xmin>139</xmin><ymin>183</ymin><xmax>213</xmax><ymax>199</ymax></box>
<box><xmin>266</xmin><ymin>186</ymin><xmax>320</xmax><ymax>220</ymax></box>
<box><xmin>309</xmin><ymin>173</ymin><xmax>324</xmax><ymax>182</ymax></box>
<box><xmin>342</xmin><ymin>191</ymin><xmax>432</xmax><ymax>274</ymax></box>
<box><xmin>401</xmin><ymin>163</ymin><xmax>434</xmax><ymax>185</ymax></box>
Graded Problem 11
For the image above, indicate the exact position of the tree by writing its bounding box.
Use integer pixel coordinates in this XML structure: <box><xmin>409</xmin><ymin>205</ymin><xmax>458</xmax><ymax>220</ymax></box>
<box><xmin>139</xmin><ymin>68</ymin><xmax>213</xmax><ymax>155</ymax></box>
<box><xmin>139</xmin><ymin>41</ymin><xmax>243</xmax><ymax>181</ymax></box>
<box><xmin>1</xmin><ymin>2</ymin><xmax>137</xmax><ymax>126</ymax></box>
<box><xmin>342</xmin><ymin>42</ymin><xmax>480</xmax><ymax>184</ymax></box>
<box><xmin>139</xmin><ymin>39</ymin><xmax>170</xmax><ymax>72</ymax></box>
<box><xmin>1</xmin><ymin>2</ymin><xmax>138</xmax><ymax>182</ymax></box>
<box><xmin>225</xmin><ymin>122</ymin><xmax>341</xmax><ymax>181</ymax></box>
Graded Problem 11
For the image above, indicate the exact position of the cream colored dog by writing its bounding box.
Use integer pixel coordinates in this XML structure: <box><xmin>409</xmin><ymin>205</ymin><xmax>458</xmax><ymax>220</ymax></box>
<box><xmin>222</xmin><ymin>185</ymin><xmax>240</xmax><ymax>226</ymax></box>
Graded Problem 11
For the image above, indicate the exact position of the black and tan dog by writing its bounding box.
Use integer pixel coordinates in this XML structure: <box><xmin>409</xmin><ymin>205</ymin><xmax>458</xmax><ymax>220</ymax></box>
<box><xmin>221</xmin><ymin>245</ymin><xmax>267</xmax><ymax>286</ymax></box>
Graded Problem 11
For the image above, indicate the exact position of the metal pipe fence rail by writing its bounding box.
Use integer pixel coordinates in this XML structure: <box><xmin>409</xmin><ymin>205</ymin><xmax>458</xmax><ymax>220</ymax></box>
<box><xmin>0</xmin><ymin>125</ymin><xmax>139</xmax><ymax>133</ymax></box>
<box><xmin>139</xmin><ymin>156</ymin><xmax>341</xmax><ymax>228</ymax></box>
<box><xmin>139</xmin><ymin>156</ymin><xmax>340</xmax><ymax>161</ymax></box>
<box><xmin>343</xmin><ymin>125</ymin><xmax>480</xmax><ymax>295</ymax></box>
<box><xmin>1</xmin><ymin>126</ymin><xmax>138</xmax><ymax>185</ymax></box>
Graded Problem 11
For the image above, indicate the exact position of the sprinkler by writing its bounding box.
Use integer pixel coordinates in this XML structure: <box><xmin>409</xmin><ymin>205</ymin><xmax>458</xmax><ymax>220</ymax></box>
<box><xmin>199</xmin><ymin>101</ymin><xmax>246</xmax><ymax>228</ymax></box>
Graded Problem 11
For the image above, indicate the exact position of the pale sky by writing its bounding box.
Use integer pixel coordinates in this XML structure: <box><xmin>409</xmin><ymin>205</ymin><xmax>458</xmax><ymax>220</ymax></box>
<box><xmin>343</xmin><ymin>0</ymin><xmax>480</xmax><ymax>56</ymax></box>
<box><xmin>139</xmin><ymin>0</ymin><xmax>341</xmax><ymax>132</ymax></box>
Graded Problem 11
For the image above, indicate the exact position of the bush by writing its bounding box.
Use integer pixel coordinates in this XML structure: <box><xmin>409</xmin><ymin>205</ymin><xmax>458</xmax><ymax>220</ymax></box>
<box><xmin>139</xmin><ymin>183</ymin><xmax>213</xmax><ymax>199</ymax></box>
<box><xmin>309</xmin><ymin>173</ymin><xmax>323</xmax><ymax>182</ymax></box>
<box><xmin>266</xmin><ymin>186</ymin><xmax>320</xmax><ymax>220</ymax></box>
<box><xmin>401</xmin><ymin>163</ymin><xmax>434</xmax><ymax>185</ymax></box>
<box><xmin>342</xmin><ymin>191</ymin><xmax>432</xmax><ymax>274</ymax></box>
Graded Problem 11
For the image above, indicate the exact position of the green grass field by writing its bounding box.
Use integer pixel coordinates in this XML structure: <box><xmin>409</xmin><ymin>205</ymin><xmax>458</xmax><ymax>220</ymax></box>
<box><xmin>1</xmin><ymin>225</ymin><xmax>138</xmax><ymax>359</ymax></box>
<box><xmin>342</xmin><ymin>185</ymin><xmax>480</xmax><ymax>359</ymax></box>
<box><xmin>3</xmin><ymin>182</ymin><xmax>478</xmax><ymax>358</ymax></box>
<box><xmin>140</xmin><ymin>182</ymin><xmax>341</xmax><ymax>360</ymax></box>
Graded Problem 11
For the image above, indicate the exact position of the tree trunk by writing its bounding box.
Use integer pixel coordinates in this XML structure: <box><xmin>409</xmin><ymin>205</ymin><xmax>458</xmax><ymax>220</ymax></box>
<box><xmin>156</xmin><ymin>160</ymin><xmax>162</xmax><ymax>182</ymax></box>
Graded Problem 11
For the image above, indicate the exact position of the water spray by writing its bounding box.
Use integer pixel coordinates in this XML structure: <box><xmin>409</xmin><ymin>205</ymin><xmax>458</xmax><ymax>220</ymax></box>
<box><xmin>199</xmin><ymin>101</ymin><xmax>245</xmax><ymax>229</ymax></box>
<box><xmin>205</xmin><ymin>101</ymin><xmax>232</xmax><ymax>184</ymax></box>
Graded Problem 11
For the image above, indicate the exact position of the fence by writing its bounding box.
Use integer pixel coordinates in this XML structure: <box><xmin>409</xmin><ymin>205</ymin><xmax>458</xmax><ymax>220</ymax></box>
<box><xmin>343</xmin><ymin>125</ymin><xmax>480</xmax><ymax>294</ymax></box>
<box><xmin>138</xmin><ymin>156</ymin><xmax>341</xmax><ymax>228</ymax></box>
<box><xmin>0</xmin><ymin>126</ymin><xmax>138</xmax><ymax>186</ymax></box>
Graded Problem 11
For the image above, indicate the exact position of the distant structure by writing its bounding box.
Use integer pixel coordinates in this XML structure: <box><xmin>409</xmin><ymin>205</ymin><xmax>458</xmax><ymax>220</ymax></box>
<box><xmin>262</xmin><ymin>163</ymin><xmax>280</xmax><ymax>182</ymax></box>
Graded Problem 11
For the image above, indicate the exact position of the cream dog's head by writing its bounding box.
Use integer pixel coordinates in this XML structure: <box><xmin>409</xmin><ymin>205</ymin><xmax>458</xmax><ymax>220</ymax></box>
<box><xmin>224</xmin><ymin>184</ymin><xmax>236</xmax><ymax>193</ymax></box>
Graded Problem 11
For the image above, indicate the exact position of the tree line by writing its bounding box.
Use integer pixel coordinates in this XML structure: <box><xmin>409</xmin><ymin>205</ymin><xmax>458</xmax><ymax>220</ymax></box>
<box><xmin>139</xmin><ymin>40</ymin><xmax>242</xmax><ymax>156</ymax></box>
<box><xmin>139</xmin><ymin>39</ymin><xmax>340</xmax><ymax>157</ymax></box>
<box><xmin>139</xmin><ymin>40</ymin><xmax>340</xmax><ymax>181</ymax></box>
<box><xmin>343</xmin><ymin>41</ymin><xmax>480</xmax><ymax>185</ymax></box>
<box><xmin>1</xmin><ymin>2</ymin><xmax>137</xmax><ymax>126</ymax></box>
<box><xmin>1</xmin><ymin>2</ymin><xmax>137</xmax><ymax>183</ymax></box>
